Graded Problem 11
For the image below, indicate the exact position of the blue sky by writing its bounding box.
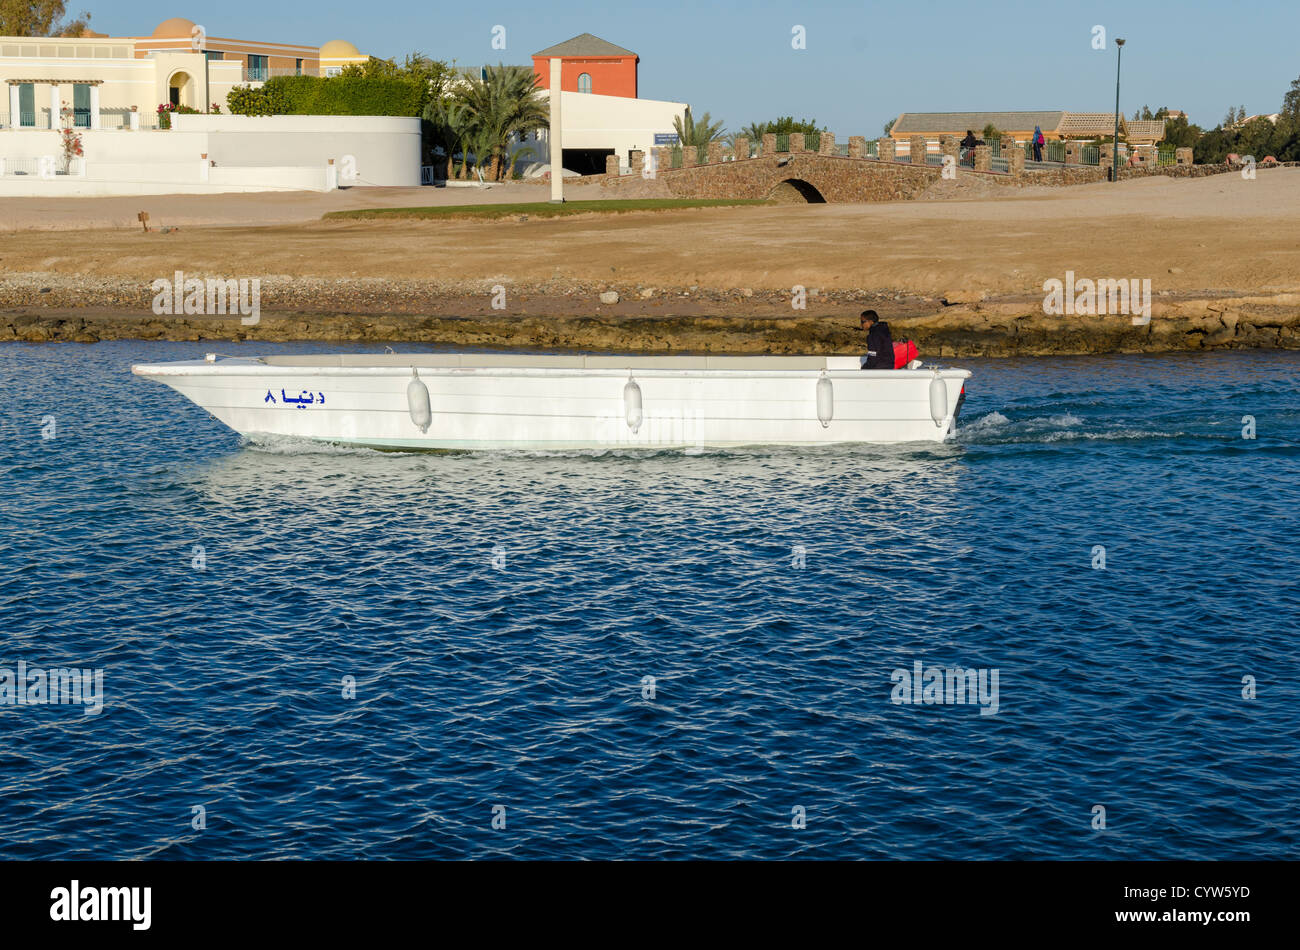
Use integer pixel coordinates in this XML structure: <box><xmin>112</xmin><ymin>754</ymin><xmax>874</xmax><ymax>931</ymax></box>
<box><xmin>97</xmin><ymin>1</ymin><xmax>1298</xmax><ymax>133</ymax></box>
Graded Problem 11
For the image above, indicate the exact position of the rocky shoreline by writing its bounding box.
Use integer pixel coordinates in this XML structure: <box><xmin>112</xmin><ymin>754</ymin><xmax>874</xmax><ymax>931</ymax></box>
<box><xmin>1</xmin><ymin>273</ymin><xmax>1298</xmax><ymax>356</ymax></box>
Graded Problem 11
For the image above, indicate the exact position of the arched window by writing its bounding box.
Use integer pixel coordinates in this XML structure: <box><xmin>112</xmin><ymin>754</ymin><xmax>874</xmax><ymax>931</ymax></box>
<box><xmin>577</xmin><ymin>72</ymin><xmax>592</xmax><ymax>94</ymax></box>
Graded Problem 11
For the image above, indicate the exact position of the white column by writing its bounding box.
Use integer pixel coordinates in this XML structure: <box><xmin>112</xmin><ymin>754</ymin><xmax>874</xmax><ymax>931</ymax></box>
<box><xmin>129</xmin><ymin>110</ymin><xmax>140</xmax><ymax>131</ymax></box>
<box><xmin>48</xmin><ymin>83</ymin><xmax>59</xmax><ymax>129</ymax></box>
<box><xmin>199</xmin><ymin>153</ymin><xmax>210</xmax><ymax>183</ymax></box>
<box><xmin>325</xmin><ymin>158</ymin><xmax>338</xmax><ymax>191</ymax></box>
<box><xmin>8</xmin><ymin>85</ymin><xmax>19</xmax><ymax>127</ymax></box>
<box><xmin>88</xmin><ymin>84</ymin><xmax>100</xmax><ymax>130</ymax></box>
<box><xmin>548</xmin><ymin>57</ymin><xmax>563</xmax><ymax>203</ymax></box>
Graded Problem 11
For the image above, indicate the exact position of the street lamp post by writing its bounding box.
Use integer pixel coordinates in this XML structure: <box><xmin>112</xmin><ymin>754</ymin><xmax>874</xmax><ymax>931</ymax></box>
<box><xmin>1112</xmin><ymin>38</ymin><xmax>1125</xmax><ymax>181</ymax></box>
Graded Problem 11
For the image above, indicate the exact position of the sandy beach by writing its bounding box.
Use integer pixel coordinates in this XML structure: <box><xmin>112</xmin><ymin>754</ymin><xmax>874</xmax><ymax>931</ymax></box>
<box><xmin>2</xmin><ymin>168</ymin><xmax>1298</xmax><ymax>354</ymax></box>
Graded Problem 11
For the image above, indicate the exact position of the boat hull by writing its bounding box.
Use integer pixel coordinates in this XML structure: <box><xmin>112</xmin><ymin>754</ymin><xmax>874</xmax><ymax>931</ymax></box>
<box><xmin>132</xmin><ymin>355</ymin><xmax>971</xmax><ymax>449</ymax></box>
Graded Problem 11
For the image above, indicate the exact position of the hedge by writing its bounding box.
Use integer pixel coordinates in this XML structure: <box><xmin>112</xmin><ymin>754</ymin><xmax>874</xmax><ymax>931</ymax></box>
<box><xmin>227</xmin><ymin>75</ymin><xmax>429</xmax><ymax>117</ymax></box>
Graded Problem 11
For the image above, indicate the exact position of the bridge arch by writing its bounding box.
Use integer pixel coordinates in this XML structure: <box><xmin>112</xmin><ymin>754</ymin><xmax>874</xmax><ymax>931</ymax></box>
<box><xmin>767</xmin><ymin>178</ymin><xmax>827</xmax><ymax>203</ymax></box>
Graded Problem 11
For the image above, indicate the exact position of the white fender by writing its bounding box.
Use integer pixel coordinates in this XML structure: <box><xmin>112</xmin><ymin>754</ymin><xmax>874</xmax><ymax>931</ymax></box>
<box><xmin>407</xmin><ymin>368</ymin><xmax>431</xmax><ymax>433</ymax></box>
<box><xmin>624</xmin><ymin>376</ymin><xmax>643</xmax><ymax>433</ymax></box>
<box><xmin>928</xmin><ymin>372</ymin><xmax>948</xmax><ymax>427</ymax></box>
<box><xmin>816</xmin><ymin>373</ymin><xmax>833</xmax><ymax>427</ymax></box>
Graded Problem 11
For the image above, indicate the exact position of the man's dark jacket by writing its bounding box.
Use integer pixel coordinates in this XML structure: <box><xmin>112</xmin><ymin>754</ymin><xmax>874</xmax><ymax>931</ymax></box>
<box><xmin>864</xmin><ymin>321</ymin><xmax>894</xmax><ymax>369</ymax></box>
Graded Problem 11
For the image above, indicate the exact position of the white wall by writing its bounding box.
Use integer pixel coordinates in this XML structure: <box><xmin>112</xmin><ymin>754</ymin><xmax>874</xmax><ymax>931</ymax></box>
<box><xmin>516</xmin><ymin>90</ymin><xmax>688</xmax><ymax>169</ymax></box>
<box><xmin>0</xmin><ymin>114</ymin><xmax>420</xmax><ymax>193</ymax></box>
<box><xmin>174</xmin><ymin>114</ymin><xmax>421</xmax><ymax>186</ymax></box>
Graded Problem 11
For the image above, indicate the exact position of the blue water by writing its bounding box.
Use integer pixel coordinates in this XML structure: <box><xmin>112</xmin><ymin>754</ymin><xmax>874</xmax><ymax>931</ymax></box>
<box><xmin>1</xmin><ymin>341</ymin><xmax>1296</xmax><ymax>860</ymax></box>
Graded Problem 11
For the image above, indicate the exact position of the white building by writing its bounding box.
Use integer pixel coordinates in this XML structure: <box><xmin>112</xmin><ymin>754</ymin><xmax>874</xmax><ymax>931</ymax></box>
<box><xmin>0</xmin><ymin>18</ymin><xmax>416</xmax><ymax>194</ymax></box>
<box><xmin>522</xmin><ymin>87</ymin><xmax>687</xmax><ymax>175</ymax></box>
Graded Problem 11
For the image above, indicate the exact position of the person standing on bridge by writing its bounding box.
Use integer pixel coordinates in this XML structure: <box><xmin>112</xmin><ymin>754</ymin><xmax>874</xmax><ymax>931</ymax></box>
<box><xmin>960</xmin><ymin>130</ymin><xmax>979</xmax><ymax>167</ymax></box>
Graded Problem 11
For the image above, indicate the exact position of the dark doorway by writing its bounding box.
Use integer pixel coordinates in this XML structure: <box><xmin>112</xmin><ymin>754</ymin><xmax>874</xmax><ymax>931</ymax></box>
<box><xmin>561</xmin><ymin>148</ymin><xmax>614</xmax><ymax>176</ymax></box>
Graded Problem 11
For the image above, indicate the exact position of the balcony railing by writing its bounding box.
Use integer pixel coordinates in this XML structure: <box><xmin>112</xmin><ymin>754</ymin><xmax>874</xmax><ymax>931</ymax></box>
<box><xmin>0</xmin><ymin>156</ymin><xmax>75</xmax><ymax>176</ymax></box>
<box><xmin>241</xmin><ymin>66</ymin><xmax>319</xmax><ymax>82</ymax></box>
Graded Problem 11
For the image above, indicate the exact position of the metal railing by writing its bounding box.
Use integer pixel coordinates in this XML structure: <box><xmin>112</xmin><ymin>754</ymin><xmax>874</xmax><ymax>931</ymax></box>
<box><xmin>774</xmin><ymin>133</ymin><xmax>790</xmax><ymax>153</ymax></box>
<box><xmin>1</xmin><ymin>156</ymin><xmax>74</xmax><ymax>176</ymax></box>
<box><xmin>1156</xmin><ymin>146</ymin><xmax>1176</xmax><ymax>166</ymax></box>
<box><xmin>0</xmin><ymin>112</ymin><xmax>41</xmax><ymax>129</ymax></box>
<box><xmin>1082</xmin><ymin>145</ymin><xmax>1100</xmax><ymax>165</ymax></box>
<box><xmin>56</xmin><ymin>112</ymin><xmax>92</xmax><ymax>129</ymax></box>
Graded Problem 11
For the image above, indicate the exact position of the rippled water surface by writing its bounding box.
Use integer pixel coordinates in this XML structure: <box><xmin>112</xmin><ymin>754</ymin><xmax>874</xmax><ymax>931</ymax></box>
<box><xmin>1</xmin><ymin>341</ymin><xmax>1297</xmax><ymax>859</ymax></box>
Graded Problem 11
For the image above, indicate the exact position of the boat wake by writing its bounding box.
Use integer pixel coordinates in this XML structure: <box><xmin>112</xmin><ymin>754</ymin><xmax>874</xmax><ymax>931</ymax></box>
<box><xmin>957</xmin><ymin>409</ymin><xmax>1187</xmax><ymax>445</ymax></box>
<box><xmin>240</xmin><ymin>432</ymin><xmax>386</xmax><ymax>457</ymax></box>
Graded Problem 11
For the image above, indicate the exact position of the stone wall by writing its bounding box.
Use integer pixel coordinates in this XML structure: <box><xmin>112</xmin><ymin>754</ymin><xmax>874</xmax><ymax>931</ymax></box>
<box><xmin>607</xmin><ymin>151</ymin><xmax>941</xmax><ymax>202</ymax></box>
<box><xmin>597</xmin><ymin>129</ymin><xmax>1253</xmax><ymax>200</ymax></box>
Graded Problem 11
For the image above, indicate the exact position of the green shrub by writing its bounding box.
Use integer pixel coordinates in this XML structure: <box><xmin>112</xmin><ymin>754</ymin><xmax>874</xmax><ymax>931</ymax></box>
<box><xmin>228</xmin><ymin>76</ymin><xmax>430</xmax><ymax>117</ymax></box>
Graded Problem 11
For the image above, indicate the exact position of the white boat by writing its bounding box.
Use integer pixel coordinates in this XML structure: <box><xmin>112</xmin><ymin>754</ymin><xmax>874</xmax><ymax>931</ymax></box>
<box><xmin>131</xmin><ymin>352</ymin><xmax>971</xmax><ymax>450</ymax></box>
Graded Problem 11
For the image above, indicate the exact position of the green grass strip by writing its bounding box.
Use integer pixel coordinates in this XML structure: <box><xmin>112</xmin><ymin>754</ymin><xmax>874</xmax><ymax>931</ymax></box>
<box><xmin>324</xmin><ymin>198</ymin><xmax>771</xmax><ymax>221</ymax></box>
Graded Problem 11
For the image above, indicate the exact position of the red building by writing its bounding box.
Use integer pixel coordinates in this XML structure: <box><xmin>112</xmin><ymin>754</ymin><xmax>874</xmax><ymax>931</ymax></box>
<box><xmin>531</xmin><ymin>33</ymin><xmax>637</xmax><ymax>99</ymax></box>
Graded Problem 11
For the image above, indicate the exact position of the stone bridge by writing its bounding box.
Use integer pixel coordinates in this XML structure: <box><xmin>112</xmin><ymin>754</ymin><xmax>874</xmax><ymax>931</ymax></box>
<box><xmin>600</xmin><ymin>132</ymin><xmax>983</xmax><ymax>203</ymax></box>
<box><xmin>653</xmin><ymin>150</ymin><xmax>944</xmax><ymax>203</ymax></box>
<box><xmin>601</xmin><ymin>133</ymin><xmax>1203</xmax><ymax>203</ymax></box>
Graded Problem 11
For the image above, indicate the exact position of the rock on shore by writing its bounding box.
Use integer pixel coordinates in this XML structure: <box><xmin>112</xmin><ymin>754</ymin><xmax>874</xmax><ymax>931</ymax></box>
<box><xmin>0</xmin><ymin>272</ymin><xmax>1297</xmax><ymax>355</ymax></box>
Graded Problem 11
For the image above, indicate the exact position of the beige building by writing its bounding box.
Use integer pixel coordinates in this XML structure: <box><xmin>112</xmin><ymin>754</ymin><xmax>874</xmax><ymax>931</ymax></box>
<box><xmin>890</xmin><ymin>111</ymin><xmax>1167</xmax><ymax>150</ymax></box>
<box><xmin>0</xmin><ymin>16</ymin><xmax>368</xmax><ymax>129</ymax></box>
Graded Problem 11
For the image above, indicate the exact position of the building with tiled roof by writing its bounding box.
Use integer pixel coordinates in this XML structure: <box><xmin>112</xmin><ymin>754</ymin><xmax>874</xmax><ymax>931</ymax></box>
<box><xmin>892</xmin><ymin>111</ymin><xmax>1065</xmax><ymax>140</ymax></box>
<box><xmin>890</xmin><ymin>110</ymin><xmax>1166</xmax><ymax>148</ymax></box>
<box><xmin>1123</xmin><ymin>120</ymin><xmax>1167</xmax><ymax>145</ymax></box>
<box><xmin>531</xmin><ymin>33</ymin><xmax>638</xmax><ymax>98</ymax></box>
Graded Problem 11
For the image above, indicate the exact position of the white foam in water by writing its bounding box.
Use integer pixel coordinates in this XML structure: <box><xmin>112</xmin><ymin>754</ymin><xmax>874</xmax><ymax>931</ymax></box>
<box><xmin>963</xmin><ymin>411</ymin><xmax>1010</xmax><ymax>431</ymax></box>
<box><xmin>241</xmin><ymin>433</ymin><xmax>383</xmax><ymax>457</ymax></box>
<box><xmin>1043</xmin><ymin>413</ymin><xmax>1084</xmax><ymax>427</ymax></box>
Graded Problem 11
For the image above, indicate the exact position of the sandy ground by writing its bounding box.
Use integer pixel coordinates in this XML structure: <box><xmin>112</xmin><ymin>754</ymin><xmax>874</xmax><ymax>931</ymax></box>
<box><xmin>0</xmin><ymin>180</ymin><xmax>620</xmax><ymax>232</ymax></box>
<box><xmin>1</xmin><ymin>168</ymin><xmax>1298</xmax><ymax>356</ymax></box>
<box><xmin>2</xmin><ymin>169</ymin><xmax>1297</xmax><ymax>303</ymax></box>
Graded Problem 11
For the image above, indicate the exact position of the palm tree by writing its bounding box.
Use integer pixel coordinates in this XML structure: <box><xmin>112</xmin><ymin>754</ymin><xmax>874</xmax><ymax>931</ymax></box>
<box><xmin>457</xmin><ymin>64</ymin><xmax>549</xmax><ymax>180</ymax></box>
<box><xmin>423</xmin><ymin>99</ymin><xmax>473</xmax><ymax>180</ymax></box>
<box><xmin>672</xmin><ymin>107</ymin><xmax>726</xmax><ymax>147</ymax></box>
<box><xmin>504</xmin><ymin>144</ymin><xmax>536</xmax><ymax>181</ymax></box>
